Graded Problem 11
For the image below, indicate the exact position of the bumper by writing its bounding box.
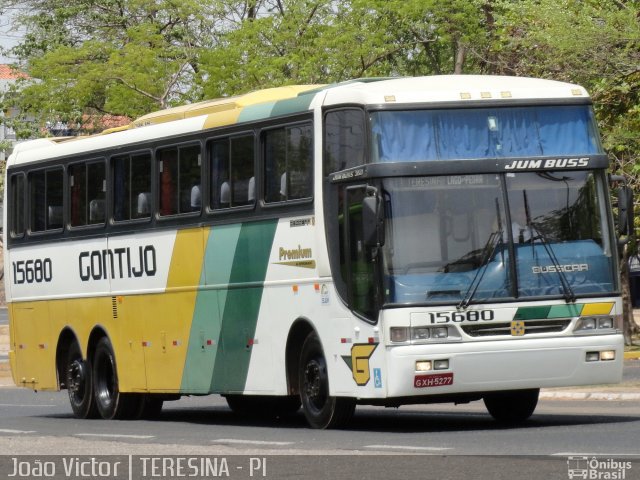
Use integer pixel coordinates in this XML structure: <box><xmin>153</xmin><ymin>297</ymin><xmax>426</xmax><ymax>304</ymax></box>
<box><xmin>385</xmin><ymin>334</ymin><xmax>624</xmax><ymax>398</ymax></box>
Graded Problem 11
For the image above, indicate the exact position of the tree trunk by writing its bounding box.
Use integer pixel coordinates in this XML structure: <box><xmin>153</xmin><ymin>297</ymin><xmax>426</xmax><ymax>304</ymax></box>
<box><xmin>620</xmin><ymin>244</ymin><xmax>639</xmax><ymax>345</ymax></box>
<box><xmin>454</xmin><ymin>40</ymin><xmax>466</xmax><ymax>75</ymax></box>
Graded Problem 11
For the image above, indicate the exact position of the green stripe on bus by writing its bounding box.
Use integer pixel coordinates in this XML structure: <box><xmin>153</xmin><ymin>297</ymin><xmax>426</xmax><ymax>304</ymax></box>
<box><xmin>513</xmin><ymin>305</ymin><xmax>552</xmax><ymax>320</ymax></box>
<box><xmin>514</xmin><ymin>304</ymin><xmax>586</xmax><ymax>320</ymax></box>
<box><xmin>270</xmin><ymin>95</ymin><xmax>315</xmax><ymax>117</ymax></box>
<box><xmin>181</xmin><ymin>224</ymin><xmax>242</xmax><ymax>393</ymax></box>
<box><xmin>237</xmin><ymin>103</ymin><xmax>276</xmax><ymax>123</ymax></box>
<box><xmin>210</xmin><ymin>219</ymin><xmax>278</xmax><ymax>393</ymax></box>
<box><xmin>547</xmin><ymin>304</ymin><xmax>583</xmax><ymax>318</ymax></box>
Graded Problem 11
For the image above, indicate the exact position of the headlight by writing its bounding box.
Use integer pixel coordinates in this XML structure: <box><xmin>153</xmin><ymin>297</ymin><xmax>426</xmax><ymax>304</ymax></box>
<box><xmin>432</xmin><ymin>327</ymin><xmax>449</xmax><ymax>339</ymax></box>
<box><xmin>598</xmin><ymin>317</ymin><xmax>614</xmax><ymax>329</ymax></box>
<box><xmin>390</xmin><ymin>326</ymin><xmax>459</xmax><ymax>344</ymax></box>
<box><xmin>579</xmin><ymin>318</ymin><xmax>597</xmax><ymax>330</ymax></box>
<box><xmin>575</xmin><ymin>316</ymin><xmax>615</xmax><ymax>333</ymax></box>
<box><xmin>411</xmin><ymin>327</ymin><xmax>430</xmax><ymax>340</ymax></box>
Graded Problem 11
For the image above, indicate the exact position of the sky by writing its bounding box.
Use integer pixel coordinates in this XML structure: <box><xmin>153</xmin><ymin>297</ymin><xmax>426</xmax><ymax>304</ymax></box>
<box><xmin>0</xmin><ymin>7</ymin><xmax>23</xmax><ymax>64</ymax></box>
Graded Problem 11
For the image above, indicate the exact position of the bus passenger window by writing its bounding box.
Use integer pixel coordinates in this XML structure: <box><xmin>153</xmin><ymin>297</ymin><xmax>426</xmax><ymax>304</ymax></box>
<box><xmin>179</xmin><ymin>145</ymin><xmax>201</xmax><ymax>213</ymax></box>
<box><xmin>263</xmin><ymin>123</ymin><xmax>312</xmax><ymax>203</ymax></box>
<box><xmin>113</xmin><ymin>153</ymin><xmax>152</xmax><ymax>222</ymax></box>
<box><xmin>29</xmin><ymin>168</ymin><xmax>63</xmax><ymax>232</ymax></box>
<box><xmin>46</xmin><ymin>169</ymin><xmax>63</xmax><ymax>230</ymax></box>
<box><xmin>70</xmin><ymin>161</ymin><xmax>106</xmax><ymax>227</ymax></box>
<box><xmin>158</xmin><ymin>148</ymin><xmax>178</xmax><ymax>216</ymax></box>
<box><xmin>209</xmin><ymin>135</ymin><xmax>255</xmax><ymax>210</ymax></box>
<box><xmin>9</xmin><ymin>174</ymin><xmax>25</xmax><ymax>237</ymax></box>
<box><xmin>158</xmin><ymin>144</ymin><xmax>201</xmax><ymax>216</ymax></box>
<box><xmin>231</xmin><ymin>136</ymin><xmax>254</xmax><ymax>207</ymax></box>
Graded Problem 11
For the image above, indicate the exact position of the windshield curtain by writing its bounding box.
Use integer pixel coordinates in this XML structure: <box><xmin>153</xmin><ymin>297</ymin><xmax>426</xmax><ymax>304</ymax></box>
<box><xmin>382</xmin><ymin>172</ymin><xmax>615</xmax><ymax>306</ymax></box>
<box><xmin>370</xmin><ymin>106</ymin><xmax>603</xmax><ymax>162</ymax></box>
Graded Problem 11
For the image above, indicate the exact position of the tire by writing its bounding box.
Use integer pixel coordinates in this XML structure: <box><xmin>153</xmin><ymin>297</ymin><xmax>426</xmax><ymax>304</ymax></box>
<box><xmin>92</xmin><ymin>337</ymin><xmax>139</xmax><ymax>420</ymax></box>
<box><xmin>484</xmin><ymin>389</ymin><xmax>539</xmax><ymax>424</ymax></box>
<box><xmin>298</xmin><ymin>333</ymin><xmax>355</xmax><ymax>429</ymax></box>
<box><xmin>225</xmin><ymin>395</ymin><xmax>301</xmax><ymax>418</ymax></box>
<box><xmin>66</xmin><ymin>342</ymin><xmax>98</xmax><ymax>419</ymax></box>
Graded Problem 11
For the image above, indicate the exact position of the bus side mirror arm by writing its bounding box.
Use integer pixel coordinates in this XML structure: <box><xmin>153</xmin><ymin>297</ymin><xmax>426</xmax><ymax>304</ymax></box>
<box><xmin>362</xmin><ymin>188</ymin><xmax>385</xmax><ymax>249</ymax></box>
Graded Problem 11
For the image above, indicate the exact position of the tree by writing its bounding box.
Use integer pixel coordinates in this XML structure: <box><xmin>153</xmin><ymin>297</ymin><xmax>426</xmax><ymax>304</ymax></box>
<box><xmin>0</xmin><ymin>0</ymin><xmax>210</xmax><ymax>129</ymax></box>
<box><xmin>493</xmin><ymin>0</ymin><xmax>640</xmax><ymax>343</ymax></box>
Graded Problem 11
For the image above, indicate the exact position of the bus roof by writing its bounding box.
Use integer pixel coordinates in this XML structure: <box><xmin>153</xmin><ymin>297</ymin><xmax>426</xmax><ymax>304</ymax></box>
<box><xmin>7</xmin><ymin>75</ymin><xmax>590</xmax><ymax>168</ymax></box>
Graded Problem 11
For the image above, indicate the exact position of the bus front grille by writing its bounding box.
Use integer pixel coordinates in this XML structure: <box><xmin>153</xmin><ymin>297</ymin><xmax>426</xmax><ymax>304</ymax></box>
<box><xmin>462</xmin><ymin>319</ymin><xmax>572</xmax><ymax>337</ymax></box>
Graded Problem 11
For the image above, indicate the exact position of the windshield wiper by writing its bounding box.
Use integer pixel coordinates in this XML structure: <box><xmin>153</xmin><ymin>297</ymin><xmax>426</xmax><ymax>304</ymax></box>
<box><xmin>523</xmin><ymin>191</ymin><xmax>576</xmax><ymax>303</ymax></box>
<box><xmin>457</xmin><ymin>229</ymin><xmax>503</xmax><ymax>310</ymax></box>
<box><xmin>528</xmin><ymin>223</ymin><xmax>576</xmax><ymax>303</ymax></box>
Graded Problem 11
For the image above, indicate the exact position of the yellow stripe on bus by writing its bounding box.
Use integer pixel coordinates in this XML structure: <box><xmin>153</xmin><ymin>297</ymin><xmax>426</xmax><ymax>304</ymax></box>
<box><xmin>581</xmin><ymin>302</ymin><xmax>615</xmax><ymax>316</ymax></box>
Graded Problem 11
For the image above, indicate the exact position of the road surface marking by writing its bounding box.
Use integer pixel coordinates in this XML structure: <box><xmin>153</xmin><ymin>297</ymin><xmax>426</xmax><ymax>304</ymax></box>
<box><xmin>0</xmin><ymin>404</ymin><xmax>57</xmax><ymax>407</ymax></box>
<box><xmin>75</xmin><ymin>433</ymin><xmax>155</xmax><ymax>439</ymax></box>
<box><xmin>0</xmin><ymin>429</ymin><xmax>36</xmax><ymax>434</ymax></box>
<box><xmin>365</xmin><ymin>444</ymin><xmax>452</xmax><ymax>451</ymax></box>
<box><xmin>213</xmin><ymin>438</ymin><xmax>294</xmax><ymax>446</ymax></box>
<box><xmin>553</xmin><ymin>453</ymin><xmax>639</xmax><ymax>456</ymax></box>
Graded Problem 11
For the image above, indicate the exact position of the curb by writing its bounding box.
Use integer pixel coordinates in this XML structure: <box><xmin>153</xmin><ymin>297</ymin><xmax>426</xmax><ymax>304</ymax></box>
<box><xmin>624</xmin><ymin>351</ymin><xmax>640</xmax><ymax>360</ymax></box>
<box><xmin>540</xmin><ymin>390</ymin><xmax>640</xmax><ymax>401</ymax></box>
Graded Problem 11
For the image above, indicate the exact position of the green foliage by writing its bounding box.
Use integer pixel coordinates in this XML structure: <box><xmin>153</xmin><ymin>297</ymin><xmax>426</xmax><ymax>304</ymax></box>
<box><xmin>1</xmin><ymin>0</ymin><xmax>639</xmax><ymax>209</ymax></box>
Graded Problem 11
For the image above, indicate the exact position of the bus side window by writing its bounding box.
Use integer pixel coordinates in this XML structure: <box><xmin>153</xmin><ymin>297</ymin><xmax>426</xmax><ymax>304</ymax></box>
<box><xmin>158</xmin><ymin>147</ymin><xmax>178</xmax><ymax>216</ymax></box>
<box><xmin>157</xmin><ymin>144</ymin><xmax>202</xmax><ymax>215</ymax></box>
<box><xmin>29</xmin><ymin>168</ymin><xmax>63</xmax><ymax>232</ymax></box>
<box><xmin>231</xmin><ymin>135</ymin><xmax>255</xmax><ymax>207</ymax></box>
<box><xmin>263</xmin><ymin>123</ymin><xmax>312</xmax><ymax>203</ymax></box>
<box><xmin>113</xmin><ymin>153</ymin><xmax>151</xmax><ymax>222</ymax></box>
<box><xmin>70</xmin><ymin>161</ymin><xmax>105</xmax><ymax>227</ymax></box>
<box><xmin>210</xmin><ymin>135</ymin><xmax>254</xmax><ymax>210</ymax></box>
<box><xmin>178</xmin><ymin>145</ymin><xmax>201</xmax><ymax>214</ymax></box>
<box><xmin>9</xmin><ymin>173</ymin><xmax>25</xmax><ymax>237</ymax></box>
<box><xmin>87</xmin><ymin>162</ymin><xmax>106</xmax><ymax>224</ymax></box>
<box><xmin>69</xmin><ymin>163</ymin><xmax>87</xmax><ymax>226</ymax></box>
<box><xmin>45</xmin><ymin>169</ymin><xmax>63</xmax><ymax>230</ymax></box>
<box><xmin>324</xmin><ymin>109</ymin><xmax>366</xmax><ymax>176</ymax></box>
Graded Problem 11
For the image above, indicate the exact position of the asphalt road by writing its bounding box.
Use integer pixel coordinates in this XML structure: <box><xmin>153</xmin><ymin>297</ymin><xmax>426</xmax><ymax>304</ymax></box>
<box><xmin>1</xmin><ymin>388</ymin><xmax>640</xmax><ymax>477</ymax></box>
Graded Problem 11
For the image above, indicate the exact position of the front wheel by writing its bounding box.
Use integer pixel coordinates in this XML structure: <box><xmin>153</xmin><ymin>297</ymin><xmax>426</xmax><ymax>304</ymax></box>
<box><xmin>298</xmin><ymin>333</ymin><xmax>355</xmax><ymax>429</ymax></box>
<box><xmin>92</xmin><ymin>337</ymin><xmax>139</xmax><ymax>420</ymax></box>
<box><xmin>484</xmin><ymin>389</ymin><xmax>539</xmax><ymax>424</ymax></box>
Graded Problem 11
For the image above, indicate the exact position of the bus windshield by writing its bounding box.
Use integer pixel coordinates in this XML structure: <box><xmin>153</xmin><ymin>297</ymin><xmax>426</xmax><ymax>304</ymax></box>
<box><xmin>381</xmin><ymin>171</ymin><xmax>616</xmax><ymax>305</ymax></box>
<box><xmin>370</xmin><ymin>105</ymin><xmax>603</xmax><ymax>161</ymax></box>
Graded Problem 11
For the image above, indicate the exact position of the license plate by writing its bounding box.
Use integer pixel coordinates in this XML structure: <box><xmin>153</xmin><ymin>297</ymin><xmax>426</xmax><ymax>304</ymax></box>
<box><xmin>414</xmin><ymin>372</ymin><xmax>454</xmax><ymax>388</ymax></box>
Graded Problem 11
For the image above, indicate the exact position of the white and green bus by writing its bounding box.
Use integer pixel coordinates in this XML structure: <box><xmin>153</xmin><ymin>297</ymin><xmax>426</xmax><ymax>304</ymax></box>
<box><xmin>3</xmin><ymin>76</ymin><xmax>630</xmax><ymax>428</ymax></box>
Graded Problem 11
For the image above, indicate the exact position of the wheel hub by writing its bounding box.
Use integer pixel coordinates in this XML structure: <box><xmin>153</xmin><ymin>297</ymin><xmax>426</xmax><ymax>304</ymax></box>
<box><xmin>68</xmin><ymin>359</ymin><xmax>87</xmax><ymax>396</ymax></box>
<box><xmin>304</xmin><ymin>361</ymin><xmax>322</xmax><ymax>399</ymax></box>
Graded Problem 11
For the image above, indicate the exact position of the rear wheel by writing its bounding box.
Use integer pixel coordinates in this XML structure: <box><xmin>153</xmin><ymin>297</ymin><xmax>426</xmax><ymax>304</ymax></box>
<box><xmin>92</xmin><ymin>337</ymin><xmax>139</xmax><ymax>420</ymax></box>
<box><xmin>484</xmin><ymin>389</ymin><xmax>539</xmax><ymax>424</ymax></box>
<box><xmin>66</xmin><ymin>342</ymin><xmax>98</xmax><ymax>419</ymax></box>
<box><xmin>298</xmin><ymin>333</ymin><xmax>355</xmax><ymax>429</ymax></box>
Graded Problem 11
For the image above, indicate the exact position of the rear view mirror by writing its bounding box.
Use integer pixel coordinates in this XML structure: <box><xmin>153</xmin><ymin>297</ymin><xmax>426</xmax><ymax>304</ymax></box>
<box><xmin>362</xmin><ymin>192</ymin><xmax>385</xmax><ymax>248</ymax></box>
<box><xmin>617</xmin><ymin>186</ymin><xmax>634</xmax><ymax>237</ymax></box>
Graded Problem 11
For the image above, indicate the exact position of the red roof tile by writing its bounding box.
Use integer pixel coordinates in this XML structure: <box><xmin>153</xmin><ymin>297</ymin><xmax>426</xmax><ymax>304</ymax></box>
<box><xmin>0</xmin><ymin>64</ymin><xmax>28</xmax><ymax>80</ymax></box>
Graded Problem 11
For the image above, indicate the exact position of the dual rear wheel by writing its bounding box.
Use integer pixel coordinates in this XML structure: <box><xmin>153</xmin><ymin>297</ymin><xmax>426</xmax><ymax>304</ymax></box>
<box><xmin>66</xmin><ymin>337</ymin><xmax>163</xmax><ymax>420</ymax></box>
